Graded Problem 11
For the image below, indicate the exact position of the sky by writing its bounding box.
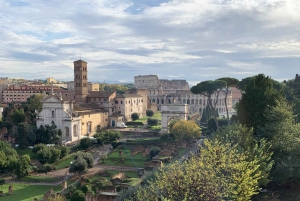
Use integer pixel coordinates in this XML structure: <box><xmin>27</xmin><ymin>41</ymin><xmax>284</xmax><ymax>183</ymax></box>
<box><xmin>0</xmin><ymin>0</ymin><xmax>300</xmax><ymax>85</ymax></box>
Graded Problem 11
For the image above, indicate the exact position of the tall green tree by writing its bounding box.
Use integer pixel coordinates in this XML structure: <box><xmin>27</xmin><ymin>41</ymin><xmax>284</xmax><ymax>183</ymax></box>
<box><xmin>236</xmin><ymin>74</ymin><xmax>283</xmax><ymax>134</ymax></box>
<box><xmin>191</xmin><ymin>80</ymin><xmax>226</xmax><ymax>129</ymax></box>
<box><xmin>217</xmin><ymin>77</ymin><xmax>239</xmax><ymax>125</ymax></box>
<box><xmin>212</xmin><ymin>124</ymin><xmax>273</xmax><ymax>186</ymax></box>
<box><xmin>69</xmin><ymin>156</ymin><xmax>88</xmax><ymax>176</ymax></box>
<box><xmin>260</xmin><ymin>99</ymin><xmax>300</xmax><ymax>184</ymax></box>
<box><xmin>29</xmin><ymin>94</ymin><xmax>43</xmax><ymax>113</ymax></box>
<box><xmin>0</xmin><ymin>141</ymin><xmax>18</xmax><ymax>173</ymax></box>
<box><xmin>16</xmin><ymin>122</ymin><xmax>35</xmax><ymax>148</ymax></box>
<box><xmin>10</xmin><ymin>108</ymin><xmax>26</xmax><ymax>125</ymax></box>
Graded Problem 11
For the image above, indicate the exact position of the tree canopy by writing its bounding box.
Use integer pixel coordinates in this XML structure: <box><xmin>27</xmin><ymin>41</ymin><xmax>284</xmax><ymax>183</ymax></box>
<box><xmin>191</xmin><ymin>80</ymin><xmax>226</xmax><ymax>129</ymax></box>
<box><xmin>170</xmin><ymin>120</ymin><xmax>201</xmax><ymax>141</ymax></box>
<box><xmin>127</xmin><ymin>139</ymin><xmax>263</xmax><ymax>201</ymax></box>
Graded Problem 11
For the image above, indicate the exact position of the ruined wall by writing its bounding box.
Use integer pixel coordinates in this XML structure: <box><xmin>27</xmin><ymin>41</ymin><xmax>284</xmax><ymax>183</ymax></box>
<box><xmin>134</xmin><ymin>75</ymin><xmax>161</xmax><ymax>89</ymax></box>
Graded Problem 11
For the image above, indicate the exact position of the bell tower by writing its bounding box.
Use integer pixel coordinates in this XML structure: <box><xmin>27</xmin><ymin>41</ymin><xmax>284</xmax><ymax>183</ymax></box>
<box><xmin>74</xmin><ymin>60</ymin><xmax>88</xmax><ymax>102</ymax></box>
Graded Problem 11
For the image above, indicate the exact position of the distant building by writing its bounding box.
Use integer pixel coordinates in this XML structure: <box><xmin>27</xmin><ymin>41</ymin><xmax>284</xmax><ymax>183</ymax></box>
<box><xmin>37</xmin><ymin>60</ymin><xmax>147</xmax><ymax>142</ymax></box>
<box><xmin>2</xmin><ymin>85</ymin><xmax>61</xmax><ymax>103</ymax></box>
<box><xmin>134</xmin><ymin>75</ymin><xmax>232</xmax><ymax>115</ymax></box>
<box><xmin>46</xmin><ymin>77</ymin><xmax>57</xmax><ymax>84</ymax></box>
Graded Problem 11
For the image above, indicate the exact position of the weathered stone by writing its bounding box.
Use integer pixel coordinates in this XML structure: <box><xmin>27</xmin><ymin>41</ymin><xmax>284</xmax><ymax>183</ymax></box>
<box><xmin>62</xmin><ymin>181</ymin><xmax>67</xmax><ymax>191</ymax></box>
<box><xmin>8</xmin><ymin>185</ymin><xmax>13</xmax><ymax>195</ymax></box>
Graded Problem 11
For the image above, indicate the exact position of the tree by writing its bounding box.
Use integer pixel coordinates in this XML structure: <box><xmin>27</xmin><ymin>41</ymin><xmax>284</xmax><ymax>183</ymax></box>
<box><xmin>170</xmin><ymin>120</ymin><xmax>201</xmax><ymax>141</ymax></box>
<box><xmin>168</xmin><ymin>118</ymin><xmax>180</xmax><ymax>132</ymax></box>
<box><xmin>217</xmin><ymin>77</ymin><xmax>239</xmax><ymax>125</ymax></box>
<box><xmin>128</xmin><ymin>139</ymin><xmax>263</xmax><ymax>201</ymax></box>
<box><xmin>50</xmin><ymin>148</ymin><xmax>61</xmax><ymax>163</ymax></box>
<box><xmin>80</xmin><ymin>138</ymin><xmax>93</xmax><ymax>150</ymax></box>
<box><xmin>146</xmin><ymin>110</ymin><xmax>154</xmax><ymax>117</ymax></box>
<box><xmin>236</xmin><ymin>74</ymin><xmax>284</xmax><ymax>134</ymax></box>
<box><xmin>211</xmin><ymin>124</ymin><xmax>273</xmax><ymax>186</ymax></box>
<box><xmin>37</xmin><ymin>147</ymin><xmax>52</xmax><ymax>164</ymax></box>
<box><xmin>59</xmin><ymin>146</ymin><xmax>70</xmax><ymax>158</ymax></box>
<box><xmin>0</xmin><ymin>141</ymin><xmax>18</xmax><ymax>173</ymax></box>
<box><xmin>131</xmin><ymin>113</ymin><xmax>139</xmax><ymax>121</ymax></box>
<box><xmin>36</xmin><ymin>122</ymin><xmax>61</xmax><ymax>145</ymax></box>
<box><xmin>32</xmin><ymin>143</ymin><xmax>46</xmax><ymax>153</ymax></box>
<box><xmin>11</xmin><ymin>108</ymin><xmax>26</xmax><ymax>125</ymax></box>
<box><xmin>71</xmin><ymin>190</ymin><xmax>85</xmax><ymax>201</ymax></box>
<box><xmin>29</xmin><ymin>94</ymin><xmax>43</xmax><ymax>112</ymax></box>
<box><xmin>260</xmin><ymin>99</ymin><xmax>300</xmax><ymax>184</ymax></box>
<box><xmin>74</xmin><ymin>152</ymin><xmax>94</xmax><ymax>168</ymax></box>
<box><xmin>15</xmin><ymin>154</ymin><xmax>30</xmax><ymax>178</ymax></box>
<box><xmin>207</xmin><ymin>118</ymin><xmax>228</xmax><ymax>132</ymax></box>
<box><xmin>191</xmin><ymin>80</ymin><xmax>226</xmax><ymax>129</ymax></box>
<box><xmin>69</xmin><ymin>156</ymin><xmax>88</xmax><ymax>176</ymax></box>
<box><xmin>16</xmin><ymin>122</ymin><xmax>35</xmax><ymax>148</ymax></box>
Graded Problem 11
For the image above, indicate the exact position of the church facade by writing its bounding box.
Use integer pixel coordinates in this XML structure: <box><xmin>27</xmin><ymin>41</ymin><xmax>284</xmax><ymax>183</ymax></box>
<box><xmin>37</xmin><ymin>60</ymin><xmax>146</xmax><ymax>143</ymax></box>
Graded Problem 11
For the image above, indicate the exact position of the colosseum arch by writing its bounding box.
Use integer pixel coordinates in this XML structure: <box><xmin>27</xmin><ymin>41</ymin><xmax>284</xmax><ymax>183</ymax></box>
<box><xmin>161</xmin><ymin>104</ymin><xmax>189</xmax><ymax>133</ymax></box>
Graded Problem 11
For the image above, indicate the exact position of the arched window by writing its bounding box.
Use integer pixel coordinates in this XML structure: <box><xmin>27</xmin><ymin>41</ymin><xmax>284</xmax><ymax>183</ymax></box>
<box><xmin>65</xmin><ymin>127</ymin><xmax>69</xmax><ymax>137</ymax></box>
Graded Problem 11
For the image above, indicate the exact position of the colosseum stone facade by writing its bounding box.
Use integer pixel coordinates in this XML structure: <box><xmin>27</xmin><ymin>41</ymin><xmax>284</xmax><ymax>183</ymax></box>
<box><xmin>134</xmin><ymin>75</ymin><xmax>232</xmax><ymax>116</ymax></box>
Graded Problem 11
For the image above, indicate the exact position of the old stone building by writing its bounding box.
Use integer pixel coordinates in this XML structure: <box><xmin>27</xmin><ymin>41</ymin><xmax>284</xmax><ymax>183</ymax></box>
<box><xmin>37</xmin><ymin>60</ymin><xmax>147</xmax><ymax>142</ymax></box>
<box><xmin>134</xmin><ymin>75</ymin><xmax>232</xmax><ymax>116</ymax></box>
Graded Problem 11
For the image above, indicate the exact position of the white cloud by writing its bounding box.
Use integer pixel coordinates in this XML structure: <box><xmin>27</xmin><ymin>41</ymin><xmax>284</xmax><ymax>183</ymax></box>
<box><xmin>0</xmin><ymin>0</ymin><xmax>299</xmax><ymax>83</ymax></box>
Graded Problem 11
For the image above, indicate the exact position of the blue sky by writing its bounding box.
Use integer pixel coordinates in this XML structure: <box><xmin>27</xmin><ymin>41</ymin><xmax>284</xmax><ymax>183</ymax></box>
<box><xmin>0</xmin><ymin>0</ymin><xmax>300</xmax><ymax>84</ymax></box>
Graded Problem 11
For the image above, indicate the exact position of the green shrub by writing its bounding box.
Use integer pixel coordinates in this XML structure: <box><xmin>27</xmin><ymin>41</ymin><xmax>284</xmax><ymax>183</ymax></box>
<box><xmin>80</xmin><ymin>138</ymin><xmax>93</xmax><ymax>150</ymax></box>
<box><xmin>131</xmin><ymin>113</ymin><xmax>139</xmax><ymax>121</ymax></box>
<box><xmin>0</xmin><ymin>179</ymin><xmax>5</xmax><ymax>185</ymax></box>
<box><xmin>37</xmin><ymin>164</ymin><xmax>56</xmax><ymax>173</ymax></box>
<box><xmin>147</xmin><ymin>118</ymin><xmax>158</xmax><ymax>126</ymax></box>
<box><xmin>111</xmin><ymin>141</ymin><xmax>118</xmax><ymax>149</ymax></box>
<box><xmin>32</xmin><ymin>143</ymin><xmax>46</xmax><ymax>154</ymax></box>
<box><xmin>59</xmin><ymin>146</ymin><xmax>70</xmax><ymax>158</ymax></box>
<box><xmin>71</xmin><ymin>190</ymin><xmax>85</xmax><ymax>201</ymax></box>
<box><xmin>207</xmin><ymin>118</ymin><xmax>228</xmax><ymax>131</ymax></box>
<box><xmin>146</xmin><ymin>110</ymin><xmax>154</xmax><ymax>117</ymax></box>
<box><xmin>81</xmin><ymin>184</ymin><xmax>92</xmax><ymax>194</ymax></box>
<box><xmin>126</xmin><ymin>122</ymin><xmax>144</xmax><ymax>126</ymax></box>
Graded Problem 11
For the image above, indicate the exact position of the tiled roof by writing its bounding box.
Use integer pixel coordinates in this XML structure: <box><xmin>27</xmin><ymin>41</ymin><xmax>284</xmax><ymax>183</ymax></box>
<box><xmin>88</xmin><ymin>91</ymin><xmax>115</xmax><ymax>98</ymax></box>
<box><xmin>116</xmin><ymin>94</ymin><xmax>142</xmax><ymax>98</ymax></box>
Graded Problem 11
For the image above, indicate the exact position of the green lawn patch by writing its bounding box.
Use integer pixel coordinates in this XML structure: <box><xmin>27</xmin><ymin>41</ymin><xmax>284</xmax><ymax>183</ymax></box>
<box><xmin>148</xmin><ymin>125</ymin><xmax>161</xmax><ymax>131</ymax></box>
<box><xmin>17</xmin><ymin>175</ymin><xmax>59</xmax><ymax>183</ymax></box>
<box><xmin>0</xmin><ymin>183</ymin><xmax>60</xmax><ymax>201</ymax></box>
<box><xmin>103</xmin><ymin>149</ymin><xmax>145</xmax><ymax>167</ymax></box>
<box><xmin>15</xmin><ymin>148</ymin><xmax>36</xmax><ymax>160</ymax></box>
<box><xmin>178</xmin><ymin>148</ymin><xmax>186</xmax><ymax>158</ymax></box>
<box><xmin>122</xmin><ymin>178</ymin><xmax>142</xmax><ymax>186</ymax></box>
<box><xmin>54</xmin><ymin>156</ymin><xmax>74</xmax><ymax>170</ymax></box>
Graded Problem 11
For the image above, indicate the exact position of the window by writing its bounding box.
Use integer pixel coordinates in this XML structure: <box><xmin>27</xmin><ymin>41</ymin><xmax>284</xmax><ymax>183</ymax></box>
<box><xmin>52</xmin><ymin>111</ymin><xmax>55</xmax><ymax>118</ymax></box>
<box><xmin>121</xmin><ymin>101</ymin><xmax>123</xmax><ymax>104</ymax></box>
<box><xmin>115</xmin><ymin>101</ymin><xmax>118</xmax><ymax>104</ymax></box>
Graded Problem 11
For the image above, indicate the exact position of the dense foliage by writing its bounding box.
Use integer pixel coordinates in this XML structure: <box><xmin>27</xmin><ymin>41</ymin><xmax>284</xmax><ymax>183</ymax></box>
<box><xmin>131</xmin><ymin>113</ymin><xmax>139</xmax><ymax>121</ymax></box>
<box><xmin>128</xmin><ymin>139</ymin><xmax>264</xmax><ymax>201</ymax></box>
<box><xmin>170</xmin><ymin>120</ymin><xmax>201</xmax><ymax>140</ymax></box>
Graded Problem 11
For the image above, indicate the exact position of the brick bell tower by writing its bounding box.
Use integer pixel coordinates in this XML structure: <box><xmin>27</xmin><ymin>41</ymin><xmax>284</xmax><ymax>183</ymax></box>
<box><xmin>74</xmin><ymin>60</ymin><xmax>88</xmax><ymax>102</ymax></box>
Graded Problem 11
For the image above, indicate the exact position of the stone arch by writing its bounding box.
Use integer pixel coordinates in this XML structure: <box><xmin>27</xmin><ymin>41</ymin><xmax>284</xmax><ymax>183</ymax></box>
<box><xmin>187</xmin><ymin>99</ymin><xmax>190</xmax><ymax>104</ymax></box>
<box><xmin>161</xmin><ymin>104</ymin><xmax>188</xmax><ymax>133</ymax></box>
<box><xmin>161</xmin><ymin>99</ymin><xmax>164</xmax><ymax>104</ymax></box>
<box><xmin>152</xmin><ymin>98</ymin><xmax>155</xmax><ymax>103</ymax></box>
<box><xmin>157</xmin><ymin>99</ymin><xmax>160</xmax><ymax>104</ymax></box>
<box><xmin>73</xmin><ymin>124</ymin><xmax>78</xmax><ymax>137</ymax></box>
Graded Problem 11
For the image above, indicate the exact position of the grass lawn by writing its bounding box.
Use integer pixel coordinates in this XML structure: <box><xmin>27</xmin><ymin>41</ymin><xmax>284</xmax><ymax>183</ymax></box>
<box><xmin>17</xmin><ymin>175</ymin><xmax>59</xmax><ymax>183</ymax></box>
<box><xmin>122</xmin><ymin>178</ymin><xmax>142</xmax><ymax>186</ymax></box>
<box><xmin>103</xmin><ymin>149</ymin><xmax>145</xmax><ymax>167</ymax></box>
<box><xmin>0</xmin><ymin>183</ymin><xmax>60</xmax><ymax>201</ymax></box>
<box><xmin>135</xmin><ymin>137</ymin><xmax>160</xmax><ymax>142</ymax></box>
<box><xmin>133</xmin><ymin>112</ymin><xmax>162</xmax><ymax>124</ymax></box>
<box><xmin>148</xmin><ymin>125</ymin><xmax>161</xmax><ymax>131</ymax></box>
<box><xmin>54</xmin><ymin>156</ymin><xmax>74</xmax><ymax>170</ymax></box>
<box><xmin>15</xmin><ymin>148</ymin><xmax>37</xmax><ymax>160</ymax></box>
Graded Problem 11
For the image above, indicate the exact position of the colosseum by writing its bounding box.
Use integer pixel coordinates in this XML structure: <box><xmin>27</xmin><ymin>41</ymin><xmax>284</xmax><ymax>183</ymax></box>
<box><xmin>134</xmin><ymin>75</ymin><xmax>233</xmax><ymax>117</ymax></box>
